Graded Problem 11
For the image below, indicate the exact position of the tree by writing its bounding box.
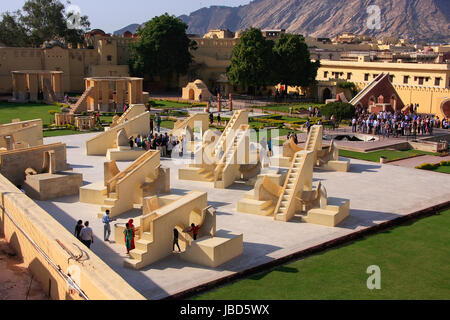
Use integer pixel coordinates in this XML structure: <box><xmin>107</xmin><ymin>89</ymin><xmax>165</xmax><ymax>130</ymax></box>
<box><xmin>0</xmin><ymin>0</ymin><xmax>90</xmax><ymax>47</ymax></box>
<box><xmin>22</xmin><ymin>0</ymin><xmax>90</xmax><ymax>46</ymax></box>
<box><xmin>0</xmin><ymin>11</ymin><xmax>31</xmax><ymax>47</ymax></box>
<box><xmin>273</xmin><ymin>33</ymin><xmax>320</xmax><ymax>91</ymax></box>
<box><xmin>321</xmin><ymin>102</ymin><xmax>355</xmax><ymax>121</ymax></box>
<box><xmin>227</xmin><ymin>28</ymin><xmax>276</xmax><ymax>92</ymax></box>
<box><xmin>129</xmin><ymin>13</ymin><xmax>195</xmax><ymax>85</ymax></box>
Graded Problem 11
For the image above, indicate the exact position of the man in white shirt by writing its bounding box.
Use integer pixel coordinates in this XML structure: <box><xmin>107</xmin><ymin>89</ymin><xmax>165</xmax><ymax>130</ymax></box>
<box><xmin>79</xmin><ymin>221</ymin><xmax>94</xmax><ymax>249</ymax></box>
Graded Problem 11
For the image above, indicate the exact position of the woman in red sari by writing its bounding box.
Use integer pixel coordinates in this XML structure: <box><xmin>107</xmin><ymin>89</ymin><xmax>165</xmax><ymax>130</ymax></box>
<box><xmin>128</xmin><ymin>219</ymin><xmax>136</xmax><ymax>251</ymax></box>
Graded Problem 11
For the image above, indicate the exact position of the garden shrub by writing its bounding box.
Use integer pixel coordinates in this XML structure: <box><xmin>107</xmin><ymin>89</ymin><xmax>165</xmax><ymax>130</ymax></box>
<box><xmin>321</xmin><ymin>102</ymin><xmax>355</xmax><ymax>121</ymax></box>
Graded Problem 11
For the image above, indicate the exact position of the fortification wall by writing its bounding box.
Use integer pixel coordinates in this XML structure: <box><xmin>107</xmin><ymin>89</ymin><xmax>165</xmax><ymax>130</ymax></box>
<box><xmin>0</xmin><ymin>174</ymin><xmax>145</xmax><ymax>300</ymax></box>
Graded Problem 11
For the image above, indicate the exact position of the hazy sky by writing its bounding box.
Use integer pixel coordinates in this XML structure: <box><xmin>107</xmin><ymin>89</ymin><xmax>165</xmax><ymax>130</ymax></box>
<box><xmin>1</xmin><ymin>0</ymin><xmax>252</xmax><ymax>33</ymax></box>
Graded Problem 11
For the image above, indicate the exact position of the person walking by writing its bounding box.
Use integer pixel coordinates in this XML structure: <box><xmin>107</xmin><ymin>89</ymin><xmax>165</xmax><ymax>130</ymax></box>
<box><xmin>173</xmin><ymin>228</ymin><xmax>181</xmax><ymax>252</ymax></box>
<box><xmin>79</xmin><ymin>221</ymin><xmax>94</xmax><ymax>249</ymax></box>
<box><xmin>74</xmin><ymin>220</ymin><xmax>83</xmax><ymax>240</ymax></box>
<box><xmin>102</xmin><ymin>210</ymin><xmax>115</xmax><ymax>242</ymax></box>
<box><xmin>124</xmin><ymin>223</ymin><xmax>135</xmax><ymax>254</ymax></box>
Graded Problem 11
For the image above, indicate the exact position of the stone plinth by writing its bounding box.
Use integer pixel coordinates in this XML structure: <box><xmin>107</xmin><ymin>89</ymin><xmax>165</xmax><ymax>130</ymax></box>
<box><xmin>24</xmin><ymin>171</ymin><xmax>83</xmax><ymax>200</ymax></box>
<box><xmin>180</xmin><ymin>231</ymin><xmax>243</xmax><ymax>268</ymax></box>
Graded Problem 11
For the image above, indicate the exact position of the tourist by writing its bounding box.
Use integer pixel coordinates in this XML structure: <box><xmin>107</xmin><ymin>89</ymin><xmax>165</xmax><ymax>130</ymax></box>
<box><xmin>188</xmin><ymin>223</ymin><xmax>200</xmax><ymax>241</ymax></box>
<box><xmin>306</xmin><ymin>119</ymin><xmax>311</xmax><ymax>134</ymax></box>
<box><xmin>79</xmin><ymin>221</ymin><xmax>94</xmax><ymax>249</ymax></box>
<box><xmin>209</xmin><ymin>112</ymin><xmax>214</xmax><ymax>124</ymax></box>
<box><xmin>308</xmin><ymin>106</ymin><xmax>313</xmax><ymax>117</ymax></box>
<box><xmin>129</xmin><ymin>137</ymin><xmax>134</xmax><ymax>148</ymax></box>
<box><xmin>173</xmin><ymin>228</ymin><xmax>181</xmax><ymax>252</ymax></box>
<box><xmin>74</xmin><ymin>220</ymin><xmax>83</xmax><ymax>240</ymax></box>
<box><xmin>352</xmin><ymin>117</ymin><xmax>357</xmax><ymax>133</ymax></box>
<box><xmin>217</xmin><ymin>113</ymin><xmax>221</xmax><ymax>126</ymax></box>
<box><xmin>102</xmin><ymin>210</ymin><xmax>115</xmax><ymax>242</ymax></box>
<box><xmin>150</xmin><ymin>118</ymin><xmax>154</xmax><ymax>135</ymax></box>
<box><xmin>167</xmin><ymin>134</ymin><xmax>174</xmax><ymax>158</ymax></box>
<box><xmin>156</xmin><ymin>114</ymin><xmax>162</xmax><ymax>133</ymax></box>
<box><xmin>123</xmin><ymin>223</ymin><xmax>134</xmax><ymax>254</ymax></box>
<box><xmin>268</xmin><ymin>137</ymin><xmax>273</xmax><ymax>156</ymax></box>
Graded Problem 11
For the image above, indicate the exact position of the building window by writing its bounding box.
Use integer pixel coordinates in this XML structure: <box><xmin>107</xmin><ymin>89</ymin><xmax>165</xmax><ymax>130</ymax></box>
<box><xmin>347</xmin><ymin>73</ymin><xmax>352</xmax><ymax>80</ymax></box>
<box><xmin>418</xmin><ymin>77</ymin><xmax>424</xmax><ymax>85</ymax></box>
<box><xmin>373</xmin><ymin>74</ymin><xmax>379</xmax><ymax>79</ymax></box>
<box><xmin>364</xmin><ymin>73</ymin><xmax>369</xmax><ymax>81</ymax></box>
<box><xmin>435</xmin><ymin>78</ymin><xmax>441</xmax><ymax>86</ymax></box>
<box><xmin>324</xmin><ymin>71</ymin><xmax>328</xmax><ymax>78</ymax></box>
<box><xmin>107</xmin><ymin>55</ymin><xmax>112</xmax><ymax>61</ymax></box>
<box><xmin>389</xmin><ymin>75</ymin><xmax>394</xmax><ymax>82</ymax></box>
<box><xmin>403</xmin><ymin>76</ymin><xmax>409</xmax><ymax>84</ymax></box>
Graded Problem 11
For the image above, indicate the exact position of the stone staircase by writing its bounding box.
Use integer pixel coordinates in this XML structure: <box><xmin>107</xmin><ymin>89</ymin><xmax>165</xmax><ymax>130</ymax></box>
<box><xmin>274</xmin><ymin>152</ymin><xmax>306</xmax><ymax>221</ymax></box>
<box><xmin>71</xmin><ymin>86</ymin><xmax>94</xmax><ymax>114</ymax></box>
<box><xmin>213</xmin><ymin>110</ymin><xmax>244</xmax><ymax>156</ymax></box>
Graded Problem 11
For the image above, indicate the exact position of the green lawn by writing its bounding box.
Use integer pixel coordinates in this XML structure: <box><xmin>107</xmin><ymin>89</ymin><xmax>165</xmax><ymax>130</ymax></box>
<box><xmin>161</xmin><ymin>120</ymin><xmax>175</xmax><ymax>129</ymax></box>
<box><xmin>0</xmin><ymin>102</ymin><xmax>59</xmax><ymax>125</ymax></box>
<box><xmin>150</xmin><ymin>99</ymin><xmax>192</xmax><ymax>109</ymax></box>
<box><xmin>339</xmin><ymin>149</ymin><xmax>440</xmax><ymax>162</ymax></box>
<box><xmin>256</xmin><ymin>103</ymin><xmax>325</xmax><ymax>114</ymax></box>
<box><xmin>195</xmin><ymin>210</ymin><xmax>450</xmax><ymax>300</ymax></box>
<box><xmin>434</xmin><ymin>166</ymin><xmax>450</xmax><ymax>174</ymax></box>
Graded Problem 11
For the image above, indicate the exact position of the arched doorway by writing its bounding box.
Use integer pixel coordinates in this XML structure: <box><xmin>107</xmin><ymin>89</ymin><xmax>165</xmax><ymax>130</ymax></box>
<box><xmin>441</xmin><ymin>99</ymin><xmax>450</xmax><ymax>118</ymax></box>
<box><xmin>189</xmin><ymin>89</ymin><xmax>195</xmax><ymax>100</ymax></box>
<box><xmin>390</xmin><ymin>95</ymin><xmax>397</xmax><ymax>110</ymax></box>
<box><xmin>322</xmin><ymin>88</ymin><xmax>332</xmax><ymax>102</ymax></box>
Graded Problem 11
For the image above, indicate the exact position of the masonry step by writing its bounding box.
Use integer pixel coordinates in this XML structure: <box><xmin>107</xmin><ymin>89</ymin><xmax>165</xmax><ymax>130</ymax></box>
<box><xmin>135</xmin><ymin>239</ymin><xmax>152</xmax><ymax>251</ymax></box>
<box><xmin>142</xmin><ymin>232</ymin><xmax>152</xmax><ymax>241</ymax></box>
<box><xmin>130</xmin><ymin>249</ymin><xmax>146</xmax><ymax>261</ymax></box>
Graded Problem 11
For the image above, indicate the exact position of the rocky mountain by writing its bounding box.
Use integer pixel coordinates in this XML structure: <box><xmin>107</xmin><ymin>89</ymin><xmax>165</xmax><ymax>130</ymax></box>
<box><xmin>178</xmin><ymin>0</ymin><xmax>450</xmax><ymax>42</ymax></box>
<box><xmin>113</xmin><ymin>24</ymin><xmax>141</xmax><ymax>36</ymax></box>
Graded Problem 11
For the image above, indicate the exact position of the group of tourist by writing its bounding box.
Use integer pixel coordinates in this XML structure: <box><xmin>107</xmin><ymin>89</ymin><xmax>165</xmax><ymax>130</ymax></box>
<box><xmin>75</xmin><ymin>209</ymin><xmax>202</xmax><ymax>255</ymax></box>
<box><xmin>128</xmin><ymin>132</ymin><xmax>183</xmax><ymax>158</ymax></box>
<box><xmin>351</xmin><ymin>108</ymin><xmax>449</xmax><ymax>138</ymax></box>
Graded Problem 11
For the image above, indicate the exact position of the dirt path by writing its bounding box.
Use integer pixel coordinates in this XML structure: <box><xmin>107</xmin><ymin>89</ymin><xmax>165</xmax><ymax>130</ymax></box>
<box><xmin>0</xmin><ymin>238</ymin><xmax>48</xmax><ymax>300</ymax></box>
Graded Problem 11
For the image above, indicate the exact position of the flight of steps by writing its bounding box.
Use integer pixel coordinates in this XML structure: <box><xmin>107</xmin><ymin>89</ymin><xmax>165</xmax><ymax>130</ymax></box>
<box><xmin>274</xmin><ymin>152</ymin><xmax>305</xmax><ymax>221</ymax></box>
<box><xmin>238</xmin><ymin>192</ymin><xmax>275</xmax><ymax>216</ymax></box>
<box><xmin>198</xmin><ymin>168</ymin><xmax>214</xmax><ymax>182</ymax></box>
<box><xmin>216</xmin><ymin>129</ymin><xmax>245</xmax><ymax>182</ymax></box>
<box><xmin>214</xmin><ymin>110</ymin><xmax>241</xmax><ymax>156</ymax></box>
<box><xmin>305</xmin><ymin>126</ymin><xmax>319</xmax><ymax>151</ymax></box>
<box><xmin>124</xmin><ymin>231</ymin><xmax>153</xmax><ymax>269</ymax></box>
<box><xmin>71</xmin><ymin>86</ymin><xmax>94</xmax><ymax>114</ymax></box>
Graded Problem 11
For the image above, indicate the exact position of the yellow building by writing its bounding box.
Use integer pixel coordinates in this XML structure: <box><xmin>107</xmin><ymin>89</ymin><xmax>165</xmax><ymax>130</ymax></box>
<box><xmin>0</xmin><ymin>30</ymin><xmax>133</xmax><ymax>94</ymax></box>
<box><xmin>316</xmin><ymin>59</ymin><xmax>450</xmax><ymax>118</ymax></box>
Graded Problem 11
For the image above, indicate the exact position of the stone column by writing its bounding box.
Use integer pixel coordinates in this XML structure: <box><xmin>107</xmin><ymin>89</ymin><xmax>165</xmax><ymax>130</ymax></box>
<box><xmin>28</xmin><ymin>73</ymin><xmax>39</xmax><ymax>102</ymax></box>
<box><xmin>16</xmin><ymin>73</ymin><xmax>27</xmax><ymax>102</ymax></box>
<box><xmin>116</xmin><ymin>80</ymin><xmax>125</xmax><ymax>109</ymax></box>
<box><xmin>128</xmin><ymin>80</ymin><xmax>135</xmax><ymax>105</ymax></box>
<box><xmin>52</xmin><ymin>73</ymin><xmax>63</xmax><ymax>101</ymax></box>
<box><xmin>217</xmin><ymin>94</ymin><xmax>221</xmax><ymax>113</ymax></box>
<box><xmin>101</xmin><ymin>80</ymin><xmax>110</xmax><ymax>112</ymax></box>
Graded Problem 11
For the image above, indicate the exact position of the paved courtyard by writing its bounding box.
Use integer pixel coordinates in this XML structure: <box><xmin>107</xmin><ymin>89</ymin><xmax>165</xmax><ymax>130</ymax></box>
<box><xmin>36</xmin><ymin>133</ymin><xmax>450</xmax><ymax>300</ymax></box>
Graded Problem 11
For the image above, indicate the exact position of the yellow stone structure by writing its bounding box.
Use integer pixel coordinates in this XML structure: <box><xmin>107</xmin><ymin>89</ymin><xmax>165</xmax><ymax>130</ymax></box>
<box><xmin>169</xmin><ymin>112</ymin><xmax>210</xmax><ymax>141</ymax></box>
<box><xmin>80</xmin><ymin>150</ymin><xmax>170</xmax><ymax>218</ymax></box>
<box><xmin>72</xmin><ymin>77</ymin><xmax>145</xmax><ymax>113</ymax></box>
<box><xmin>110</xmin><ymin>104</ymin><xmax>147</xmax><ymax>128</ymax></box>
<box><xmin>11</xmin><ymin>70</ymin><xmax>63</xmax><ymax>103</ymax></box>
<box><xmin>0</xmin><ymin>119</ymin><xmax>43</xmax><ymax>151</ymax></box>
<box><xmin>272</xmin><ymin>125</ymin><xmax>350</xmax><ymax>172</ymax></box>
<box><xmin>316</xmin><ymin>59</ymin><xmax>450</xmax><ymax>118</ymax></box>
<box><xmin>0</xmin><ymin>174</ymin><xmax>145</xmax><ymax>300</ymax></box>
<box><xmin>179</xmin><ymin>109</ymin><xmax>261</xmax><ymax>189</ymax></box>
<box><xmin>238</xmin><ymin>150</ymin><xmax>350</xmax><ymax>227</ymax></box>
<box><xmin>86</xmin><ymin>110</ymin><xmax>150</xmax><ymax>156</ymax></box>
<box><xmin>182</xmin><ymin>80</ymin><xmax>213</xmax><ymax>101</ymax></box>
<box><xmin>114</xmin><ymin>191</ymin><xmax>243</xmax><ymax>269</ymax></box>
<box><xmin>75</xmin><ymin>116</ymin><xmax>96</xmax><ymax>131</ymax></box>
<box><xmin>54</xmin><ymin>113</ymin><xmax>75</xmax><ymax>126</ymax></box>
